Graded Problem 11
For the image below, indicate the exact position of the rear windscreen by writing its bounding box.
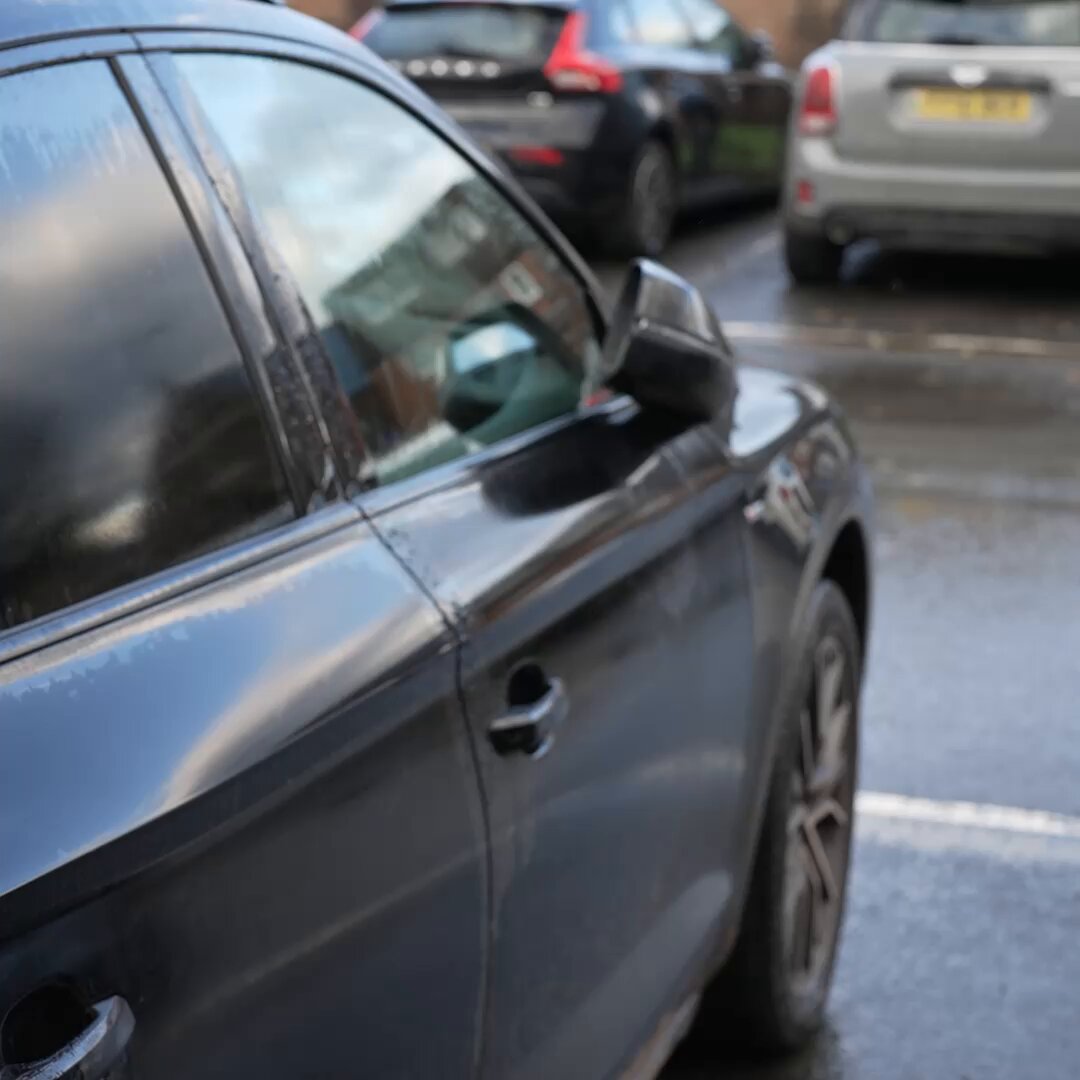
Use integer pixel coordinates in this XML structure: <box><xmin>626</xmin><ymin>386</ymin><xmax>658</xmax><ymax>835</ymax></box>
<box><xmin>860</xmin><ymin>0</ymin><xmax>1080</xmax><ymax>45</ymax></box>
<box><xmin>365</xmin><ymin>4</ymin><xmax>566</xmax><ymax>61</ymax></box>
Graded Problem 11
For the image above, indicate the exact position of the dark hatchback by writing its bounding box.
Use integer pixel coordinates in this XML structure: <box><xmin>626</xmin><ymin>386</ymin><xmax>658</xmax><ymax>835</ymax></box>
<box><xmin>355</xmin><ymin>0</ymin><xmax>792</xmax><ymax>253</ymax></box>
<box><xmin>0</xmin><ymin>2</ymin><xmax>870</xmax><ymax>1079</ymax></box>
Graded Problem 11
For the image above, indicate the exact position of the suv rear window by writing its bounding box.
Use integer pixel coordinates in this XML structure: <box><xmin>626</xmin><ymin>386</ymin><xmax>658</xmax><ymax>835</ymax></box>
<box><xmin>365</xmin><ymin>3</ymin><xmax>566</xmax><ymax>61</ymax></box>
<box><xmin>861</xmin><ymin>0</ymin><xmax>1080</xmax><ymax>46</ymax></box>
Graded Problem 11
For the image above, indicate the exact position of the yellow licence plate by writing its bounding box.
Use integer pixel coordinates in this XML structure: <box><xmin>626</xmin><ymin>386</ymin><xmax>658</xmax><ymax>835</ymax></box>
<box><xmin>915</xmin><ymin>88</ymin><xmax>1032</xmax><ymax>122</ymax></box>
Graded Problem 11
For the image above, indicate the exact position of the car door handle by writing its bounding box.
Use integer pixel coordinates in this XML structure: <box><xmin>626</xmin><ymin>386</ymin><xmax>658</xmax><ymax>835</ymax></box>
<box><xmin>0</xmin><ymin>996</ymin><xmax>135</xmax><ymax>1080</ymax></box>
<box><xmin>489</xmin><ymin>677</ymin><xmax>568</xmax><ymax>759</ymax></box>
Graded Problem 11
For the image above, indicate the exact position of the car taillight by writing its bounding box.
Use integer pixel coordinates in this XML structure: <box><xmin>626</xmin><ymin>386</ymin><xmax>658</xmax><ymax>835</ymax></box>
<box><xmin>544</xmin><ymin>12</ymin><xmax>623</xmax><ymax>94</ymax></box>
<box><xmin>510</xmin><ymin>146</ymin><xmax>565</xmax><ymax>166</ymax></box>
<box><xmin>800</xmin><ymin>64</ymin><xmax>838</xmax><ymax>136</ymax></box>
<box><xmin>349</xmin><ymin>8</ymin><xmax>383</xmax><ymax>40</ymax></box>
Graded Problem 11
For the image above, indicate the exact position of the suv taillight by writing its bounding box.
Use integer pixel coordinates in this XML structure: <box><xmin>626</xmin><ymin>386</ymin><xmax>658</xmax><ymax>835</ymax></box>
<box><xmin>800</xmin><ymin>64</ymin><xmax>838</xmax><ymax>136</ymax></box>
<box><xmin>544</xmin><ymin>12</ymin><xmax>623</xmax><ymax>93</ymax></box>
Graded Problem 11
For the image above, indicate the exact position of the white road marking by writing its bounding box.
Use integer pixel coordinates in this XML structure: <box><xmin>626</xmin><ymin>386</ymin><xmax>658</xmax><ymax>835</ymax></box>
<box><xmin>858</xmin><ymin>791</ymin><xmax>1080</xmax><ymax>840</ymax></box>
<box><xmin>741</xmin><ymin>230</ymin><xmax>782</xmax><ymax>262</ymax></box>
<box><xmin>724</xmin><ymin>320</ymin><xmax>1080</xmax><ymax>362</ymax></box>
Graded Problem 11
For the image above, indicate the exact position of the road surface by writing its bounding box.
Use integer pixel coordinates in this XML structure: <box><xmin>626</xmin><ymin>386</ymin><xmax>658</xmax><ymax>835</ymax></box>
<box><xmin>591</xmin><ymin>206</ymin><xmax>1080</xmax><ymax>1080</ymax></box>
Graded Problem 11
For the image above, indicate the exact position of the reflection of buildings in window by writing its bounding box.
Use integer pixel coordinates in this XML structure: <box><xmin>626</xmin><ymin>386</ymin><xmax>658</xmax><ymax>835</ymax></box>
<box><xmin>325</xmin><ymin>175</ymin><xmax>590</xmax><ymax>358</ymax></box>
<box><xmin>323</xmin><ymin>178</ymin><xmax>524</xmax><ymax>351</ymax></box>
<box><xmin>320</xmin><ymin>181</ymin><xmax>509</xmax><ymax>447</ymax></box>
<box><xmin>320</xmin><ymin>172</ymin><xmax>595</xmax><ymax>459</ymax></box>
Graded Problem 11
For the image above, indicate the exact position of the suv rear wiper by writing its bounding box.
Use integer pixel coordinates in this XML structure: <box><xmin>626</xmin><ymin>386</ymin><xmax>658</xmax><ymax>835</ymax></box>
<box><xmin>435</xmin><ymin>43</ymin><xmax>507</xmax><ymax>61</ymax></box>
<box><xmin>927</xmin><ymin>35</ymin><xmax>983</xmax><ymax>46</ymax></box>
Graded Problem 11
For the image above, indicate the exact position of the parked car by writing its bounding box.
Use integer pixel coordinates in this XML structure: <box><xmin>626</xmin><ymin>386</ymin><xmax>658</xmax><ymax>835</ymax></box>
<box><xmin>354</xmin><ymin>0</ymin><xmax>792</xmax><ymax>255</ymax></box>
<box><xmin>0</xmin><ymin>2</ymin><xmax>871</xmax><ymax>1079</ymax></box>
<box><xmin>784</xmin><ymin>0</ymin><xmax>1080</xmax><ymax>284</ymax></box>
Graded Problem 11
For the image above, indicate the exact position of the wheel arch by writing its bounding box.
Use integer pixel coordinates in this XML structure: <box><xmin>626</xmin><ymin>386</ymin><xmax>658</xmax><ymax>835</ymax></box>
<box><xmin>820</xmin><ymin>518</ymin><xmax>870</xmax><ymax>661</ymax></box>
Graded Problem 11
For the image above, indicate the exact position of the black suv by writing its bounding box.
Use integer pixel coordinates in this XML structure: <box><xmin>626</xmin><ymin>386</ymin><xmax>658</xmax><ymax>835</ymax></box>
<box><xmin>0</xmin><ymin>3</ymin><xmax>871</xmax><ymax>1079</ymax></box>
<box><xmin>356</xmin><ymin>0</ymin><xmax>792</xmax><ymax>253</ymax></box>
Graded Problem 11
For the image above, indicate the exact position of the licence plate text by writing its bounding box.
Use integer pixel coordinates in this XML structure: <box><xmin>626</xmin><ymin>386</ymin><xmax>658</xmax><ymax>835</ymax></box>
<box><xmin>915</xmin><ymin>88</ymin><xmax>1032</xmax><ymax>123</ymax></box>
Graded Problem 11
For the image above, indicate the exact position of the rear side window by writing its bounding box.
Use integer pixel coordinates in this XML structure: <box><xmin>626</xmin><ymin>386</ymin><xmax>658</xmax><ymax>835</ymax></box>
<box><xmin>176</xmin><ymin>54</ymin><xmax>600</xmax><ymax>489</ymax></box>
<box><xmin>0</xmin><ymin>62</ymin><xmax>293</xmax><ymax>630</ymax></box>
<box><xmin>364</xmin><ymin>3</ymin><xmax>565</xmax><ymax>61</ymax></box>
<box><xmin>861</xmin><ymin>0</ymin><xmax>1080</xmax><ymax>45</ymax></box>
<box><xmin>677</xmin><ymin>0</ymin><xmax>743</xmax><ymax>58</ymax></box>
<box><xmin>624</xmin><ymin>0</ymin><xmax>695</xmax><ymax>47</ymax></box>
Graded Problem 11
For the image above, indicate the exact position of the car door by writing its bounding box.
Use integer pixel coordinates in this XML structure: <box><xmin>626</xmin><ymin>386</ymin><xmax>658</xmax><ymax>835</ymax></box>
<box><xmin>161</xmin><ymin>44</ymin><xmax>760</xmax><ymax>1080</ymax></box>
<box><xmin>0</xmin><ymin>51</ymin><xmax>487</xmax><ymax>1080</ymax></box>
<box><xmin>618</xmin><ymin>0</ymin><xmax>718</xmax><ymax>195</ymax></box>
<box><xmin>677</xmin><ymin>0</ymin><xmax>790</xmax><ymax>190</ymax></box>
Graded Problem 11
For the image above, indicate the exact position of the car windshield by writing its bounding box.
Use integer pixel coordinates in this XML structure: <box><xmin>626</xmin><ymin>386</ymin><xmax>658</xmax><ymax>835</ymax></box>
<box><xmin>864</xmin><ymin>0</ymin><xmax>1080</xmax><ymax>45</ymax></box>
<box><xmin>364</xmin><ymin>3</ymin><xmax>565</xmax><ymax>61</ymax></box>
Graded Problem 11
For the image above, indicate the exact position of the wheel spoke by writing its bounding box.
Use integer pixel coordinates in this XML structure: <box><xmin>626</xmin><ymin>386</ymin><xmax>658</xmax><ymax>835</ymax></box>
<box><xmin>798</xmin><ymin>882</ymin><xmax>816</xmax><ymax>972</ymax></box>
<box><xmin>782</xmin><ymin>631</ymin><xmax>855</xmax><ymax>982</ymax></box>
<box><xmin>799</xmin><ymin>705</ymin><xmax>816</xmax><ymax>786</ymax></box>
<box><xmin>816</xmin><ymin>646</ymin><xmax>844</xmax><ymax>733</ymax></box>
<box><xmin>787</xmin><ymin>841</ymin><xmax>818</xmax><ymax>973</ymax></box>
<box><xmin>811</xmin><ymin>701</ymin><xmax>850</xmax><ymax>796</ymax></box>
<box><xmin>803</xmin><ymin>799</ymin><xmax>847</xmax><ymax>901</ymax></box>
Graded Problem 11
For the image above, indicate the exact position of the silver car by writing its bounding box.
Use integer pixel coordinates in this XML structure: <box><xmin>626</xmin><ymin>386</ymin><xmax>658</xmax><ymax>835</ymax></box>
<box><xmin>782</xmin><ymin>0</ymin><xmax>1080</xmax><ymax>283</ymax></box>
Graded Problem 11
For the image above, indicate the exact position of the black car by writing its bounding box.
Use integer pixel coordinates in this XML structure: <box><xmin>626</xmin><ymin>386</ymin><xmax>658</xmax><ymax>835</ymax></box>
<box><xmin>355</xmin><ymin>0</ymin><xmax>792</xmax><ymax>254</ymax></box>
<box><xmin>0</xmin><ymin>3</ymin><xmax>870</xmax><ymax>1079</ymax></box>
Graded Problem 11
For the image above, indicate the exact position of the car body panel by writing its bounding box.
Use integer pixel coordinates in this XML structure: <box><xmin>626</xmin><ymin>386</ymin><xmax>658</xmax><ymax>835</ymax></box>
<box><xmin>786</xmin><ymin>13</ymin><xmax>1080</xmax><ymax>250</ymax></box>
<box><xmin>0</xmin><ymin>7</ymin><xmax>871</xmax><ymax>1080</ymax></box>
<box><xmin>356</xmin><ymin>397</ymin><xmax>757</xmax><ymax>1080</ymax></box>
<box><xmin>0</xmin><ymin>22</ymin><xmax>488</xmax><ymax>1080</ymax></box>
<box><xmin>0</xmin><ymin>507</ymin><xmax>489</xmax><ymax>1080</ymax></box>
<box><xmin>829</xmin><ymin>44</ymin><xmax>1080</xmax><ymax>172</ymax></box>
<box><xmin>362</xmin><ymin>0</ymin><xmax>791</xmax><ymax>224</ymax></box>
<box><xmin>681</xmin><ymin>366</ymin><xmax>873</xmax><ymax>930</ymax></box>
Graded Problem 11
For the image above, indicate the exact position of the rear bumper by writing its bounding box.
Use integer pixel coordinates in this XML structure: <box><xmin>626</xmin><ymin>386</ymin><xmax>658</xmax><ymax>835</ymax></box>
<box><xmin>442</xmin><ymin>96</ymin><xmax>631</xmax><ymax>222</ymax></box>
<box><xmin>502</xmin><ymin>148</ymin><xmax>631</xmax><ymax>223</ymax></box>
<box><xmin>786</xmin><ymin>137</ymin><xmax>1080</xmax><ymax>250</ymax></box>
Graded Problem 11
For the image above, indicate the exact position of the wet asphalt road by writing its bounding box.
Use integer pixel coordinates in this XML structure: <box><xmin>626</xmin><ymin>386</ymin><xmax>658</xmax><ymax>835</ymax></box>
<box><xmin>592</xmin><ymin>207</ymin><xmax>1080</xmax><ymax>1080</ymax></box>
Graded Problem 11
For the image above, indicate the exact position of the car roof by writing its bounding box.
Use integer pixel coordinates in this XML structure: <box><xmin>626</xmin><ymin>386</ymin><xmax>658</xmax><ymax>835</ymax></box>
<box><xmin>0</xmin><ymin>0</ymin><xmax>349</xmax><ymax>54</ymax></box>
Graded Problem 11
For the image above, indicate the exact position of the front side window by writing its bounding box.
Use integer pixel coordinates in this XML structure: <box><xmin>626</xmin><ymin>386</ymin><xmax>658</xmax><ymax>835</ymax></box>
<box><xmin>177</xmin><ymin>54</ymin><xmax>601</xmax><ymax>488</ymax></box>
<box><xmin>864</xmin><ymin>0</ymin><xmax>1080</xmax><ymax>45</ymax></box>
<box><xmin>0</xmin><ymin>61</ymin><xmax>293</xmax><ymax>629</ymax></box>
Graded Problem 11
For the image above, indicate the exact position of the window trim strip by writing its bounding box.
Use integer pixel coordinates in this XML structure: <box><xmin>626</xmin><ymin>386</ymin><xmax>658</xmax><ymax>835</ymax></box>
<box><xmin>0</xmin><ymin>504</ymin><xmax>362</xmax><ymax>669</ymax></box>
<box><xmin>111</xmin><ymin>52</ymin><xmax>328</xmax><ymax>515</ymax></box>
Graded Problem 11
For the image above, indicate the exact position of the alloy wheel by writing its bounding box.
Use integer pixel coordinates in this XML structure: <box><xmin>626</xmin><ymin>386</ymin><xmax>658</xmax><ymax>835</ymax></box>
<box><xmin>782</xmin><ymin>633</ymin><xmax>855</xmax><ymax>991</ymax></box>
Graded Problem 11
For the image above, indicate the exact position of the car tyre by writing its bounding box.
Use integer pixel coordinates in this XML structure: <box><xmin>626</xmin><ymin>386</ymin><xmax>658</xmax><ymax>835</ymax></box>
<box><xmin>784</xmin><ymin>229</ymin><xmax>844</xmax><ymax>285</ymax></box>
<box><xmin>694</xmin><ymin>580</ymin><xmax>860</xmax><ymax>1056</ymax></box>
<box><xmin>609</xmin><ymin>139</ymin><xmax>677</xmax><ymax>258</ymax></box>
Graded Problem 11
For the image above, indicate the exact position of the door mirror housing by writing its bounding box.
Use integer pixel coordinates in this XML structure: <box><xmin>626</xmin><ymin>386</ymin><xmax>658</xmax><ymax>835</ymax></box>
<box><xmin>603</xmin><ymin>259</ymin><xmax>736</xmax><ymax>423</ymax></box>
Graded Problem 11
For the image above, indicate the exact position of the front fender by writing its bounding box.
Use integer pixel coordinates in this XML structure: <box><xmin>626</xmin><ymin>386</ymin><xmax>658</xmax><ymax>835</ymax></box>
<box><xmin>723</xmin><ymin>364</ymin><xmax>874</xmax><ymax>940</ymax></box>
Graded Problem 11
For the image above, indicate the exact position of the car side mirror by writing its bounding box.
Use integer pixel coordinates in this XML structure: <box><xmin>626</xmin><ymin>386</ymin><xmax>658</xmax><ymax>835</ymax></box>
<box><xmin>748</xmin><ymin>29</ymin><xmax>775</xmax><ymax>65</ymax></box>
<box><xmin>603</xmin><ymin>259</ymin><xmax>736</xmax><ymax>422</ymax></box>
